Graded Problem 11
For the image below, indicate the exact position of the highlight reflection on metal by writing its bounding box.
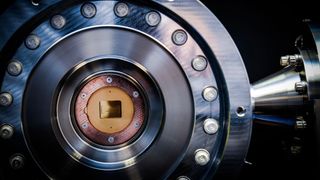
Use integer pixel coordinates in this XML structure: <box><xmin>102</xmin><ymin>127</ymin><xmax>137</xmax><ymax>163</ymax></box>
<box><xmin>0</xmin><ymin>0</ymin><xmax>252</xmax><ymax>179</ymax></box>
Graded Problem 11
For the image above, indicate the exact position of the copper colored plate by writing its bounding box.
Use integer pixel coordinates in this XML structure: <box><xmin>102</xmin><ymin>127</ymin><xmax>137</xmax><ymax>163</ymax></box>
<box><xmin>74</xmin><ymin>74</ymin><xmax>145</xmax><ymax>146</ymax></box>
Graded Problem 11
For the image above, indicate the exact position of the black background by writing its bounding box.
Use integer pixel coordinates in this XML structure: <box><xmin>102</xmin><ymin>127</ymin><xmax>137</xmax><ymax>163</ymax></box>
<box><xmin>201</xmin><ymin>0</ymin><xmax>319</xmax><ymax>179</ymax></box>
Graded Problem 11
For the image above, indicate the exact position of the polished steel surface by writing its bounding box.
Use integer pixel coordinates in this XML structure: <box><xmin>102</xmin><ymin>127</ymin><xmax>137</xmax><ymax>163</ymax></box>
<box><xmin>252</xmin><ymin>66</ymin><xmax>307</xmax><ymax>115</ymax></box>
<box><xmin>0</xmin><ymin>0</ymin><xmax>252</xmax><ymax>179</ymax></box>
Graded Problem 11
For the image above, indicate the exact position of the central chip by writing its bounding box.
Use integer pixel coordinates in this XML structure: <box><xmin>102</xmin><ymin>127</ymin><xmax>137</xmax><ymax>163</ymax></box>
<box><xmin>86</xmin><ymin>86</ymin><xmax>134</xmax><ymax>134</ymax></box>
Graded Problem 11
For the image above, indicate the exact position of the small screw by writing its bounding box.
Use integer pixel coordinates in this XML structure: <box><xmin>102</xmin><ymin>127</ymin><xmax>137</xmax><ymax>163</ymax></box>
<box><xmin>108</xmin><ymin>136</ymin><xmax>115</xmax><ymax>143</ymax></box>
<box><xmin>172</xmin><ymin>30</ymin><xmax>188</xmax><ymax>46</ymax></box>
<box><xmin>81</xmin><ymin>122</ymin><xmax>88</xmax><ymax>129</ymax></box>
<box><xmin>133</xmin><ymin>91</ymin><xmax>139</xmax><ymax>98</ymax></box>
<box><xmin>203</xmin><ymin>118</ymin><xmax>219</xmax><ymax>135</ymax></box>
<box><xmin>50</xmin><ymin>15</ymin><xmax>66</xmax><ymax>30</ymax></box>
<box><xmin>81</xmin><ymin>93</ymin><xmax>87</xmax><ymax>99</ymax></box>
<box><xmin>0</xmin><ymin>124</ymin><xmax>14</xmax><ymax>139</ymax></box>
<box><xmin>202</xmin><ymin>87</ymin><xmax>218</xmax><ymax>102</ymax></box>
<box><xmin>7</xmin><ymin>60</ymin><xmax>23</xmax><ymax>76</ymax></box>
<box><xmin>114</xmin><ymin>2</ymin><xmax>129</xmax><ymax>17</ymax></box>
<box><xmin>0</xmin><ymin>92</ymin><xmax>13</xmax><ymax>107</ymax></box>
<box><xmin>81</xmin><ymin>2</ymin><xmax>97</xmax><ymax>18</ymax></box>
<box><xmin>134</xmin><ymin>122</ymin><xmax>140</xmax><ymax>128</ymax></box>
<box><xmin>145</xmin><ymin>11</ymin><xmax>161</xmax><ymax>27</ymax></box>
<box><xmin>192</xmin><ymin>56</ymin><xmax>208</xmax><ymax>71</ymax></box>
<box><xmin>25</xmin><ymin>34</ymin><xmax>41</xmax><ymax>50</ymax></box>
<box><xmin>9</xmin><ymin>154</ymin><xmax>25</xmax><ymax>170</ymax></box>
<box><xmin>194</xmin><ymin>149</ymin><xmax>210</xmax><ymax>166</ymax></box>
<box><xmin>236</xmin><ymin>106</ymin><xmax>247</xmax><ymax>117</ymax></box>
<box><xmin>295</xmin><ymin>81</ymin><xmax>308</xmax><ymax>94</ymax></box>
<box><xmin>106</xmin><ymin>77</ymin><xmax>113</xmax><ymax>83</ymax></box>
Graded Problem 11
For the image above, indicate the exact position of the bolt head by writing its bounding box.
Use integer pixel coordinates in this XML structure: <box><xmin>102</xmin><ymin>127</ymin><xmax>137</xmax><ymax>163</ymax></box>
<box><xmin>202</xmin><ymin>87</ymin><xmax>218</xmax><ymax>102</ymax></box>
<box><xmin>108</xmin><ymin>136</ymin><xmax>115</xmax><ymax>143</ymax></box>
<box><xmin>192</xmin><ymin>56</ymin><xmax>208</xmax><ymax>71</ymax></box>
<box><xmin>114</xmin><ymin>2</ymin><xmax>129</xmax><ymax>17</ymax></box>
<box><xmin>51</xmin><ymin>15</ymin><xmax>66</xmax><ymax>29</ymax></box>
<box><xmin>280</xmin><ymin>55</ymin><xmax>290</xmax><ymax>67</ymax></box>
<box><xmin>172</xmin><ymin>30</ymin><xmax>188</xmax><ymax>46</ymax></box>
<box><xmin>145</xmin><ymin>11</ymin><xmax>161</xmax><ymax>26</ymax></box>
<box><xmin>0</xmin><ymin>124</ymin><xmax>14</xmax><ymax>139</ymax></box>
<box><xmin>81</xmin><ymin>2</ymin><xmax>97</xmax><ymax>18</ymax></box>
<box><xmin>7</xmin><ymin>61</ymin><xmax>23</xmax><ymax>76</ymax></box>
<box><xmin>203</xmin><ymin>118</ymin><xmax>219</xmax><ymax>135</ymax></box>
<box><xmin>0</xmin><ymin>92</ymin><xmax>13</xmax><ymax>107</ymax></box>
<box><xmin>9</xmin><ymin>154</ymin><xmax>25</xmax><ymax>170</ymax></box>
<box><xmin>194</xmin><ymin>149</ymin><xmax>210</xmax><ymax>166</ymax></box>
<box><xmin>25</xmin><ymin>34</ymin><xmax>41</xmax><ymax>50</ymax></box>
<box><xmin>295</xmin><ymin>81</ymin><xmax>308</xmax><ymax>94</ymax></box>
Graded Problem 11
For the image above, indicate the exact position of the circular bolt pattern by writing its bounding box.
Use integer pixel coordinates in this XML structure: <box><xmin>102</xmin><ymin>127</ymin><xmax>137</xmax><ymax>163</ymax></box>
<box><xmin>145</xmin><ymin>11</ymin><xmax>161</xmax><ymax>26</ymax></box>
<box><xmin>7</xmin><ymin>60</ymin><xmax>23</xmax><ymax>76</ymax></box>
<box><xmin>9</xmin><ymin>154</ymin><xmax>25</xmax><ymax>170</ymax></box>
<box><xmin>194</xmin><ymin>149</ymin><xmax>210</xmax><ymax>166</ymax></box>
<box><xmin>25</xmin><ymin>34</ymin><xmax>41</xmax><ymax>50</ymax></box>
<box><xmin>0</xmin><ymin>92</ymin><xmax>13</xmax><ymax>107</ymax></box>
<box><xmin>177</xmin><ymin>176</ymin><xmax>190</xmax><ymax>180</ymax></box>
<box><xmin>81</xmin><ymin>2</ymin><xmax>97</xmax><ymax>18</ymax></box>
<box><xmin>172</xmin><ymin>30</ymin><xmax>188</xmax><ymax>46</ymax></box>
<box><xmin>192</xmin><ymin>56</ymin><xmax>208</xmax><ymax>71</ymax></box>
<box><xmin>202</xmin><ymin>87</ymin><xmax>218</xmax><ymax>102</ymax></box>
<box><xmin>203</xmin><ymin>118</ymin><xmax>219</xmax><ymax>135</ymax></box>
<box><xmin>0</xmin><ymin>124</ymin><xmax>14</xmax><ymax>139</ymax></box>
<box><xmin>114</xmin><ymin>2</ymin><xmax>129</xmax><ymax>17</ymax></box>
<box><xmin>50</xmin><ymin>15</ymin><xmax>66</xmax><ymax>29</ymax></box>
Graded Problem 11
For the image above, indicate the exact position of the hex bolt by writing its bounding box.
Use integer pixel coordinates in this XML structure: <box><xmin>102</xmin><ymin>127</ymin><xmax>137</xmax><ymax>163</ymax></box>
<box><xmin>203</xmin><ymin>118</ymin><xmax>219</xmax><ymax>135</ymax></box>
<box><xmin>0</xmin><ymin>92</ymin><xmax>13</xmax><ymax>107</ymax></box>
<box><xmin>202</xmin><ymin>87</ymin><xmax>218</xmax><ymax>102</ymax></box>
<box><xmin>280</xmin><ymin>54</ymin><xmax>302</xmax><ymax>67</ymax></box>
<box><xmin>0</xmin><ymin>124</ymin><xmax>14</xmax><ymax>139</ymax></box>
<box><xmin>177</xmin><ymin>176</ymin><xmax>190</xmax><ymax>180</ymax></box>
<box><xmin>192</xmin><ymin>56</ymin><xmax>208</xmax><ymax>71</ymax></box>
<box><xmin>194</xmin><ymin>149</ymin><xmax>210</xmax><ymax>166</ymax></box>
<box><xmin>145</xmin><ymin>11</ymin><xmax>161</xmax><ymax>27</ymax></box>
<box><xmin>25</xmin><ymin>34</ymin><xmax>41</xmax><ymax>50</ymax></box>
<box><xmin>114</xmin><ymin>2</ymin><xmax>129</xmax><ymax>17</ymax></box>
<box><xmin>9</xmin><ymin>154</ymin><xmax>25</xmax><ymax>170</ymax></box>
<box><xmin>81</xmin><ymin>2</ymin><xmax>97</xmax><ymax>19</ymax></box>
<box><xmin>295</xmin><ymin>81</ymin><xmax>308</xmax><ymax>94</ymax></box>
<box><xmin>50</xmin><ymin>15</ymin><xmax>66</xmax><ymax>30</ymax></box>
<box><xmin>172</xmin><ymin>30</ymin><xmax>188</xmax><ymax>46</ymax></box>
<box><xmin>7</xmin><ymin>60</ymin><xmax>23</xmax><ymax>76</ymax></box>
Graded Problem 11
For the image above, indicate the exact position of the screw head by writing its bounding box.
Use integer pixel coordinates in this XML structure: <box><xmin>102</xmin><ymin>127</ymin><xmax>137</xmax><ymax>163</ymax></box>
<box><xmin>172</xmin><ymin>30</ymin><xmax>188</xmax><ymax>46</ymax></box>
<box><xmin>50</xmin><ymin>15</ymin><xmax>66</xmax><ymax>29</ymax></box>
<box><xmin>133</xmin><ymin>91</ymin><xmax>139</xmax><ymax>98</ymax></box>
<box><xmin>295</xmin><ymin>81</ymin><xmax>308</xmax><ymax>94</ymax></box>
<box><xmin>25</xmin><ymin>34</ymin><xmax>41</xmax><ymax>50</ymax></box>
<box><xmin>108</xmin><ymin>136</ymin><xmax>115</xmax><ymax>143</ymax></box>
<box><xmin>194</xmin><ymin>149</ymin><xmax>210</xmax><ymax>166</ymax></box>
<box><xmin>0</xmin><ymin>124</ymin><xmax>14</xmax><ymax>139</ymax></box>
<box><xmin>203</xmin><ymin>118</ymin><xmax>219</xmax><ymax>135</ymax></box>
<box><xmin>145</xmin><ymin>11</ymin><xmax>161</xmax><ymax>26</ymax></box>
<box><xmin>81</xmin><ymin>2</ymin><xmax>97</xmax><ymax>18</ymax></box>
<box><xmin>202</xmin><ymin>87</ymin><xmax>218</xmax><ymax>102</ymax></box>
<box><xmin>7</xmin><ymin>60</ymin><xmax>23</xmax><ymax>76</ymax></box>
<box><xmin>106</xmin><ymin>77</ymin><xmax>113</xmax><ymax>83</ymax></box>
<box><xmin>0</xmin><ymin>92</ymin><xmax>13</xmax><ymax>107</ymax></box>
<box><xmin>9</xmin><ymin>154</ymin><xmax>25</xmax><ymax>170</ymax></box>
<box><xmin>114</xmin><ymin>2</ymin><xmax>129</xmax><ymax>17</ymax></box>
<box><xmin>192</xmin><ymin>56</ymin><xmax>208</xmax><ymax>71</ymax></box>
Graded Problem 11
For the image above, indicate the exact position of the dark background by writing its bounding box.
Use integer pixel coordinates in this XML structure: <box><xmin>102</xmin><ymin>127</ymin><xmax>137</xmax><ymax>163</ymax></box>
<box><xmin>201</xmin><ymin>0</ymin><xmax>319</xmax><ymax>179</ymax></box>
